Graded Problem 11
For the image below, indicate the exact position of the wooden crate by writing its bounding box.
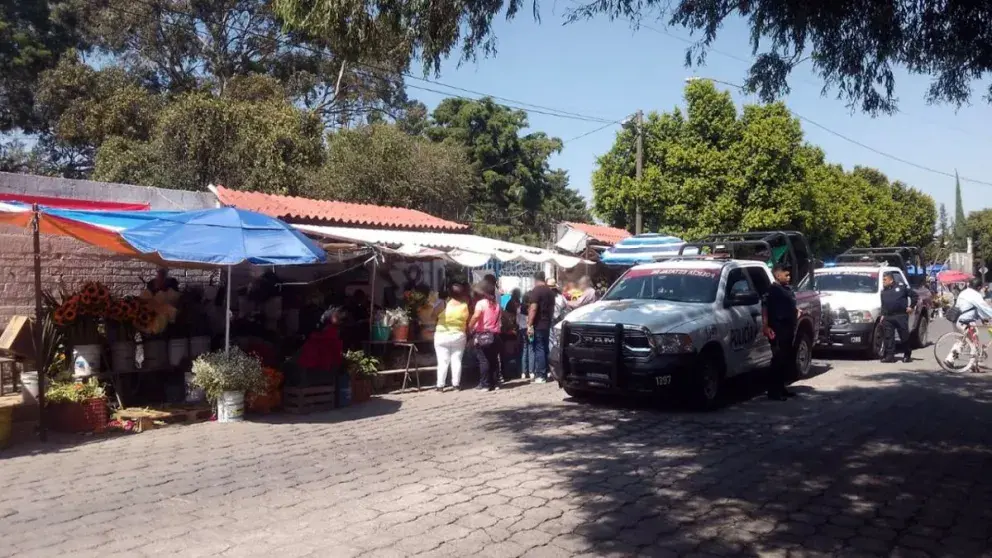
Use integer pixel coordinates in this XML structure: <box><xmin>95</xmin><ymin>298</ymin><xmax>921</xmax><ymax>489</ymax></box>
<box><xmin>283</xmin><ymin>385</ymin><xmax>335</xmax><ymax>414</ymax></box>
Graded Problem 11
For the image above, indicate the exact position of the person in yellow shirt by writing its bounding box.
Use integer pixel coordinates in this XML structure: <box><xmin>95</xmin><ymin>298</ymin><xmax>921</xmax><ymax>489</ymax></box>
<box><xmin>433</xmin><ymin>283</ymin><xmax>470</xmax><ymax>391</ymax></box>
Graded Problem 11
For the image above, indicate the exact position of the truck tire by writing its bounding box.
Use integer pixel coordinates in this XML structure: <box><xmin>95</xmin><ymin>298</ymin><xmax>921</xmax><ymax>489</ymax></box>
<box><xmin>793</xmin><ymin>329</ymin><xmax>813</xmax><ymax>381</ymax></box>
<box><xmin>910</xmin><ymin>313</ymin><xmax>929</xmax><ymax>349</ymax></box>
<box><xmin>865</xmin><ymin>321</ymin><xmax>885</xmax><ymax>360</ymax></box>
<box><xmin>690</xmin><ymin>349</ymin><xmax>724</xmax><ymax>410</ymax></box>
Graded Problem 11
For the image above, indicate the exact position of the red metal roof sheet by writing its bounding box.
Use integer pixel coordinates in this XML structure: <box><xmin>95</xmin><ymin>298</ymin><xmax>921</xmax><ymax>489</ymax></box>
<box><xmin>214</xmin><ymin>186</ymin><xmax>468</xmax><ymax>231</ymax></box>
<box><xmin>0</xmin><ymin>193</ymin><xmax>150</xmax><ymax>211</ymax></box>
<box><xmin>564</xmin><ymin>222</ymin><xmax>631</xmax><ymax>246</ymax></box>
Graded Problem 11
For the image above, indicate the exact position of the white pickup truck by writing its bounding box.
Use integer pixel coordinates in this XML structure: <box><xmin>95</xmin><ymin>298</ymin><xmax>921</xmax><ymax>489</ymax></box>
<box><xmin>551</xmin><ymin>249</ymin><xmax>822</xmax><ymax>408</ymax></box>
<box><xmin>812</xmin><ymin>247</ymin><xmax>932</xmax><ymax>358</ymax></box>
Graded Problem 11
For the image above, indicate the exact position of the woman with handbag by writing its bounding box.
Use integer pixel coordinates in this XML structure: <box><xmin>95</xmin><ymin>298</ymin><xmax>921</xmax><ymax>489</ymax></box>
<box><xmin>469</xmin><ymin>281</ymin><xmax>503</xmax><ymax>391</ymax></box>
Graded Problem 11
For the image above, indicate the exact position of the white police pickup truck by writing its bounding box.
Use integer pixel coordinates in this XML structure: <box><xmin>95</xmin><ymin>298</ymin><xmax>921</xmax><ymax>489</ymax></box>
<box><xmin>812</xmin><ymin>247</ymin><xmax>932</xmax><ymax>358</ymax></box>
<box><xmin>551</xmin><ymin>257</ymin><xmax>820</xmax><ymax>409</ymax></box>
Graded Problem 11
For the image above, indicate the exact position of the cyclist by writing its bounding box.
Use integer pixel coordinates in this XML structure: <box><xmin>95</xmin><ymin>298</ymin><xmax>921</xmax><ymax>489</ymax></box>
<box><xmin>945</xmin><ymin>277</ymin><xmax>992</xmax><ymax>370</ymax></box>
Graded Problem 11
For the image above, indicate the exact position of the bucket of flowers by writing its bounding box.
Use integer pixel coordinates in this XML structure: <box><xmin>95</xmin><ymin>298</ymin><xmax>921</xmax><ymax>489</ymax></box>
<box><xmin>53</xmin><ymin>282</ymin><xmax>110</xmax><ymax>378</ymax></box>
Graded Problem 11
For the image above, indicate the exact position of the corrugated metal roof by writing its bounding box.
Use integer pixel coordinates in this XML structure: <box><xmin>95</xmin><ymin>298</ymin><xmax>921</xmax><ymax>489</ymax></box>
<box><xmin>564</xmin><ymin>222</ymin><xmax>631</xmax><ymax>245</ymax></box>
<box><xmin>214</xmin><ymin>185</ymin><xmax>468</xmax><ymax>231</ymax></box>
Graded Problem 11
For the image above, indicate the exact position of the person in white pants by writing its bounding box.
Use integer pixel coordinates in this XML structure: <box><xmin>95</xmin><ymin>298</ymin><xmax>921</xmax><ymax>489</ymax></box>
<box><xmin>946</xmin><ymin>278</ymin><xmax>992</xmax><ymax>370</ymax></box>
<box><xmin>434</xmin><ymin>283</ymin><xmax>470</xmax><ymax>391</ymax></box>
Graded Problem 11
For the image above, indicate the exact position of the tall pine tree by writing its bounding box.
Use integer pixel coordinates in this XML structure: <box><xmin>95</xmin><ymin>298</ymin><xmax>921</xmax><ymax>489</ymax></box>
<box><xmin>953</xmin><ymin>170</ymin><xmax>968</xmax><ymax>250</ymax></box>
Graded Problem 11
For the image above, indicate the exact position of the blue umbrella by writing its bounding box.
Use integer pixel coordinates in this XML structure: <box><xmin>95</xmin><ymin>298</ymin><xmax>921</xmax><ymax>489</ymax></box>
<box><xmin>601</xmin><ymin>233</ymin><xmax>685</xmax><ymax>266</ymax></box>
<box><xmin>120</xmin><ymin>207</ymin><xmax>326</xmax><ymax>266</ymax></box>
<box><xmin>120</xmin><ymin>207</ymin><xmax>327</xmax><ymax>349</ymax></box>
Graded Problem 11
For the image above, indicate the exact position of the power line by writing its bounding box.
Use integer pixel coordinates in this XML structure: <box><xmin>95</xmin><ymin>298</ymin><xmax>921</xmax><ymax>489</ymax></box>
<box><xmin>111</xmin><ymin>0</ymin><xmax>618</xmax><ymax>124</ymax></box>
<box><xmin>562</xmin><ymin>120</ymin><xmax>622</xmax><ymax>143</ymax></box>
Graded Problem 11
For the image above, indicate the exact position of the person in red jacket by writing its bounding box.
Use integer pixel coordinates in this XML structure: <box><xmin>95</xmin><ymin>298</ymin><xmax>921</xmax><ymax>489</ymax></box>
<box><xmin>298</xmin><ymin>309</ymin><xmax>344</xmax><ymax>374</ymax></box>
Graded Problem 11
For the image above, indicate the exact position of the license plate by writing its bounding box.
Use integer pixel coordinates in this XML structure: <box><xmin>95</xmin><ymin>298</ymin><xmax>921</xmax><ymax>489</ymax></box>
<box><xmin>850</xmin><ymin>336</ymin><xmax>861</xmax><ymax>343</ymax></box>
<box><xmin>655</xmin><ymin>375</ymin><xmax>672</xmax><ymax>386</ymax></box>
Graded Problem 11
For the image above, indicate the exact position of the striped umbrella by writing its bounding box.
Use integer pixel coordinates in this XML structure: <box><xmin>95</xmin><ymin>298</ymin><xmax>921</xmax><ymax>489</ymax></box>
<box><xmin>600</xmin><ymin>233</ymin><xmax>685</xmax><ymax>266</ymax></box>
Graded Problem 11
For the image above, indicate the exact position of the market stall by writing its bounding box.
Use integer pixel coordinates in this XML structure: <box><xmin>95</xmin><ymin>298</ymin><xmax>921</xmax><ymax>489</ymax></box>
<box><xmin>0</xmin><ymin>203</ymin><xmax>334</xmax><ymax>439</ymax></box>
<box><xmin>294</xmin><ymin>224</ymin><xmax>592</xmax><ymax>390</ymax></box>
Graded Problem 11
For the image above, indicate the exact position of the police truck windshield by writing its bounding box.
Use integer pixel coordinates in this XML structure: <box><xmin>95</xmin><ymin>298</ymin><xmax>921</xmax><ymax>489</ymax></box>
<box><xmin>815</xmin><ymin>272</ymin><xmax>878</xmax><ymax>294</ymax></box>
<box><xmin>603</xmin><ymin>268</ymin><xmax>721</xmax><ymax>303</ymax></box>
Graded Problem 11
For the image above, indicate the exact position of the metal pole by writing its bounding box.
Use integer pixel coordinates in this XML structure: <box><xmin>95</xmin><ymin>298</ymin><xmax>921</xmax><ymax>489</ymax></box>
<box><xmin>369</xmin><ymin>253</ymin><xmax>377</xmax><ymax>340</ymax></box>
<box><xmin>32</xmin><ymin>205</ymin><xmax>46</xmax><ymax>442</ymax></box>
<box><xmin>225</xmin><ymin>266</ymin><xmax>232</xmax><ymax>352</ymax></box>
<box><xmin>634</xmin><ymin>109</ymin><xmax>644</xmax><ymax>235</ymax></box>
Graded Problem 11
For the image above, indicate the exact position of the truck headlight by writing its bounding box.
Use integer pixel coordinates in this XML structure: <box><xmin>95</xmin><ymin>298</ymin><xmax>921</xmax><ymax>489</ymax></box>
<box><xmin>847</xmin><ymin>310</ymin><xmax>873</xmax><ymax>323</ymax></box>
<box><xmin>651</xmin><ymin>333</ymin><xmax>694</xmax><ymax>354</ymax></box>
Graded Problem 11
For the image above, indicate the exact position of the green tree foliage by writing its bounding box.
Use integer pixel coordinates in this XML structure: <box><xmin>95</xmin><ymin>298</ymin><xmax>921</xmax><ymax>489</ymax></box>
<box><xmin>93</xmin><ymin>92</ymin><xmax>325</xmax><ymax>194</ymax></box>
<box><xmin>967</xmin><ymin>209</ymin><xmax>992</xmax><ymax>270</ymax></box>
<box><xmin>591</xmin><ymin>81</ymin><xmax>936</xmax><ymax>256</ymax></box>
<box><xmin>276</xmin><ymin>0</ymin><xmax>992</xmax><ymax>114</ymax></box>
<box><xmin>308</xmin><ymin>123</ymin><xmax>473</xmax><ymax>220</ymax></box>
<box><xmin>953</xmin><ymin>172</ymin><xmax>969</xmax><ymax>251</ymax></box>
<box><xmin>0</xmin><ymin>0</ymin><xmax>84</xmax><ymax>132</ymax></box>
<box><xmin>426</xmin><ymin>98</ymin><xmax>590</xmax><ymax>245</ymax></box>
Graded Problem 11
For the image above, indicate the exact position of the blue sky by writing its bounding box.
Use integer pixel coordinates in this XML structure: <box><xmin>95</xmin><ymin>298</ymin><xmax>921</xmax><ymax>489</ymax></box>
<box><xmin>409</xmin><ymin>7</ymin><xmax>992</xmax><ymax>221</ymax></box>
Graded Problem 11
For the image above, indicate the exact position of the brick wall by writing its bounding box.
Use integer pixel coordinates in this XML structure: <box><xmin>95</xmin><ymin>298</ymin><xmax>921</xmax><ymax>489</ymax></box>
<box><xmin>0</xmin><ymin>225</ymin><xmax>214</xmax><ymax>325</ymax></box>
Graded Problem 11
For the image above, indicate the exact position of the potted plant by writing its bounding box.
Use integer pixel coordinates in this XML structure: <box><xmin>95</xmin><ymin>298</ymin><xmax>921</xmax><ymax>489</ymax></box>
<box><xmin>190</xmin><ymin>348</ymin><xmax>266</xmax><ymax>423</ymax></box>
<box><xmin>385</xmin><ymin>308</ymin><xmax>410</xmax><ymax>342</ymax></box>
<box><xmin>344</xmin><ymin>350</ymin><xmax>378</xmax><ymax>404</ymax></box>
<box><xmin>46</xmin><ymin>377</ymin><xmax>108</xmax><ymax>433</ymax></box>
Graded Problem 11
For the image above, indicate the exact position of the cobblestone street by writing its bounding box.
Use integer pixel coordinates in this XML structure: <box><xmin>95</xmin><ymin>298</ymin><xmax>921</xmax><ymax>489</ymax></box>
<box><xmin>3</xmin><ymin>338</ymin><xmax>992</xmax><ymax>557</ymax></box>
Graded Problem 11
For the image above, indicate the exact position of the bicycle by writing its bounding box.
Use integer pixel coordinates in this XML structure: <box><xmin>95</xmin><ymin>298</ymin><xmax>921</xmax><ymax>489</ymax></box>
<box><xmin>933</xmin><ymin>319</ymin><xmax>992</xmax><ymax>373</ymax></box>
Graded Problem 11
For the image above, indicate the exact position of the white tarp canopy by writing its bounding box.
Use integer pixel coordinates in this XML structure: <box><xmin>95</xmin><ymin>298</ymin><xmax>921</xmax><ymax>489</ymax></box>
<box><xmin>295</xmin><ymin>224</ymin><xmax>590</xmax><ymax>269</ymax></box>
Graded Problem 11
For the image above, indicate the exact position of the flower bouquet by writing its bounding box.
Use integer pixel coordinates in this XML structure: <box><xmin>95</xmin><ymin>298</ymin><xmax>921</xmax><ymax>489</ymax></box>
<box><xmin>191</xmin><ymin>348</ymin><xmax>265</xmax><ymax>423</ymax></box>
<box><xmin>384</xmin><ymin>308</ymin><xmax>410</xmax><ymax>342</ymax></box>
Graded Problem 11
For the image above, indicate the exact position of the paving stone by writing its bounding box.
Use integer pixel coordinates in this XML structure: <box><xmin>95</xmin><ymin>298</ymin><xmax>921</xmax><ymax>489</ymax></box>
<box><xmin>1</xmin><ymin>345</ymin><xmax>990</xmax><ymax>558</ymax></box>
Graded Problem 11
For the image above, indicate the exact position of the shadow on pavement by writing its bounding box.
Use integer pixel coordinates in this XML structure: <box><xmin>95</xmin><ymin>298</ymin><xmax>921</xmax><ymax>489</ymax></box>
<box><xmin>255</xmin><ymin>397</ymin><xmax>403</xmax><ymax>425</ymax></box>
<box><xmin>483</xmin><ymin>369</ymin><xmax>992</xmax><ymax>556</ymax></box>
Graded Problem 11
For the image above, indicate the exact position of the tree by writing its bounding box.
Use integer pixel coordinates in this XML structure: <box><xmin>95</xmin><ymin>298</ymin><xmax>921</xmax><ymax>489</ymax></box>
<box><xmin>938</xmin><ymin>204</ymin><xmax>949</xmax><ymax>246</ymax></box>
<box><xmin>93</xmin><ymin>93</ymin><xmax>324</xmax><ymax>194</ymax></box>
<box><xmin>84</xmin><ymin>0</ymin><xmax>409</xmax><ymax>127</ymax></box>
<box><xmin>953</xmin><ymin>171</ymin><xmax>969</xmax><ymax>251</ymax></box>
<box><xmin>308</xmin><ymin>123</ymin><xmax>473</xmax><ymax>220</ymax></box>
<box><xmin>967</xmin><ymin>209</ymin><xmax>992</xmax><ymax>272</ymax></box>
<box><xmin>427</xmin><ymin>97</ymin><xmax>589</xmax><ymax>245</ymax></box>
<box><xmin>276</xmin><ymin>0</ymin><xmax>992</xmax><ymax>114</ymax></box>
<box><xmin>0</xmin><ymin>0</ymin><xmax>84</xmax><ymax>132</ymax></box>
<box><xmin>591</xmin><ymin>81</ymin><xmax>935</xmax><ymax>256</ymax></box>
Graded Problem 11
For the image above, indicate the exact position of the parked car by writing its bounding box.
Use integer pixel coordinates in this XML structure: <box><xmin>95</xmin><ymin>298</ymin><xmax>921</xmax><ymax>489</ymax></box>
<box><xmin>551</xmin><ymin>231</ymin><xmax>821</xmax><ymax>409</ymax></box>
<box><xmin>811</xmin><ymin>246</ymin><xmax>932</xmax><ymax>358</ymax></box>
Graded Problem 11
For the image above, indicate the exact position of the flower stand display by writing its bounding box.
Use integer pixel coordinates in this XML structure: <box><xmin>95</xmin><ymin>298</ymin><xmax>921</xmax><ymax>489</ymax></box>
<box><xmin>189</xmin><ymin>348</ymin><xmax>266</xmax><ymax>424</ymax></box>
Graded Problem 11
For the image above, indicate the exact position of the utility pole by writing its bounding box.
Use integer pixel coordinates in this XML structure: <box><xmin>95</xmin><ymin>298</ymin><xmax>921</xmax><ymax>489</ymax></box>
<box><xmin>634</xmin><ymin>109</ymin><xmax>643</xmax><ymax>235</ymax></box>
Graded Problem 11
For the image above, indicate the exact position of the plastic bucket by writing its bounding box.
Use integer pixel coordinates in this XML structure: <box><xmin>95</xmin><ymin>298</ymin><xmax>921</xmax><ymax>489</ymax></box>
<box><xmin>217</xmin><ymin>391</ymin><xmax>245</xmax><ymax>423</ymax></box>
<box><xmin>111</xmin><ymin>342</ymin><xmax>135</xmax><ymax>374</ymax></box>
<box><xmin>0</xmin><ymin>407</ymin><xmax>12</xmax><ymax>448</ymax></box>
<box><xmin>168</xmin><ymin>338</ymin><xmax>189</xmax><ymax>366</ymax></box>
<box><xmin>189</xmin><ymin>336</ymin><xmax>211</xmax><ymax>358</ymax></box>
<box><xmin>372</xmin><ymin>325</ymin><xmax>391</xmax><ymax>342</ymax></box>
<box><xmin>142</xmin><ymin>339</ymin><xmax>168</xmax><ymax>371</ymax></box>
<box><xmin>73</xmin><ymin>344</ymin><xmax>102</xmax><ymax>378</ymax></box>
<box><xmin>20</xmin><ymin>371</ymin><xmax>38</xmax><ymax>406</ymax></box>
<box><xmin>391</xmin><ymin>324</ymin><xmax>410</xmax><ymax>342</ymax></box>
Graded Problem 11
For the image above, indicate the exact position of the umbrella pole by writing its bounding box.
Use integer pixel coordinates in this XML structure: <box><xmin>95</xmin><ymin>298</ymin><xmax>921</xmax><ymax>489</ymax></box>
<box><xmin>369</xmin><ymin>254</ymin><xmax>377</xmax><ymax>340</ymax></box>
<box><xmin>32</xmin><ymin>205</ymin><xmax>46</xmax><ymax>442</ymax></box>
<box><xmin>225</xmin><ymin>266</ymin><xmax>232</xmax><ymax>352</ymax></box>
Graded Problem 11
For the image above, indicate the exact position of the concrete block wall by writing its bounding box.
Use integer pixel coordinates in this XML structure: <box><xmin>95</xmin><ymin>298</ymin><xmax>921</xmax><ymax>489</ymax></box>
<box><xmin>0</xmin><ymin>173</ymin><xmax>219</xmax><ymax>325</ymax></box>
<box><xmin>0</xmin><ymin>224</ymin><xmax>216</xmax><ymax>325</ymax></box>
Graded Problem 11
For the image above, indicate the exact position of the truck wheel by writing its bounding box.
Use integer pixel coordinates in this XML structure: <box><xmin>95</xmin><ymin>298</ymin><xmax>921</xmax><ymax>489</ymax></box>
<box><xmin>793</xmin><ymin>330</ymin><xmax>813</xmax><ymax>380</ymax></box>
<box><xmin>690</xmin><ymin>350</ymin><xmax>724</xmax><ymax>410</ymax></box>
<box><xmin>910</xmin><ymin>313</ymin><xmax>929</xmax><ymax>349</ymax></box>
<box><xmin>865</xmin><ymin>321</ymin><xmax>885</xmax><ymax>359</ymax></box>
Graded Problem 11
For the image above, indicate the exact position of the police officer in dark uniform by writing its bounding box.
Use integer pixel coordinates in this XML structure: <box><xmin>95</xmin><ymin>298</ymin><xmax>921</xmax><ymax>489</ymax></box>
<box><xmin>762</xmin><ymin>263</ymin><xmax>799</xmax><ymax>401</ymax></box>
<box><xmin>880</xmin><ymin>272</ymin><xmax>919</xmax><ymax>363</ymax></box>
